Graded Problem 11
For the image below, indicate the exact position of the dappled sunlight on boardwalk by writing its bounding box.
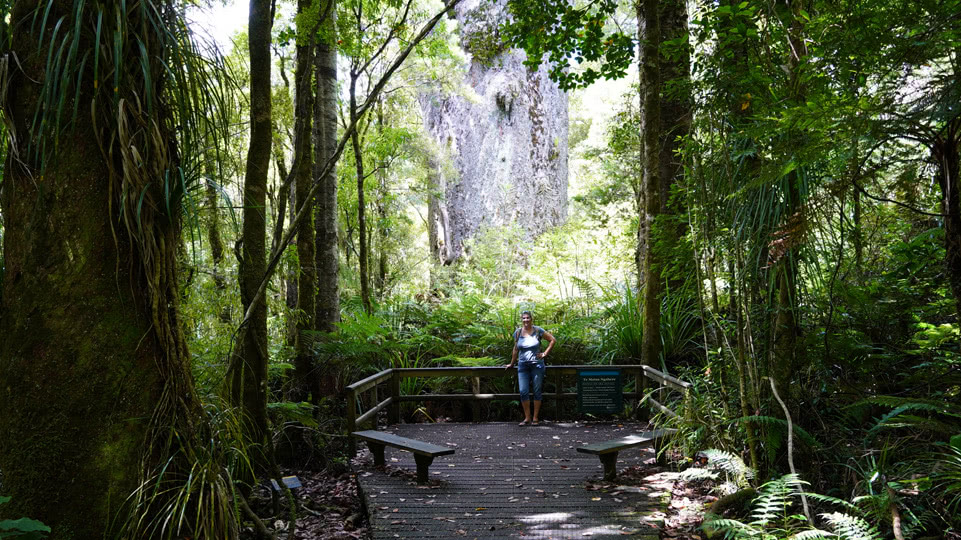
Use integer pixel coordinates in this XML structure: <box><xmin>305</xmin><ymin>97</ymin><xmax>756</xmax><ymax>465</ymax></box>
<box><xmin>352</xmin><ymin>422</ymin><xmax>673</xmax><ymax>539</ymax></box>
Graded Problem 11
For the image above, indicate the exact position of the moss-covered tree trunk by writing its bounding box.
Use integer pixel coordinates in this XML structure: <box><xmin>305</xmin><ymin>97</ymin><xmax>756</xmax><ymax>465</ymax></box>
<box><xmin>315</xmin><ymin>0</ymin><xmax>340</xmax><ymax>336</ymax></box>
<box><xmin>636</xmin><ymin>0</ymin><xmax>663</xmax><ymax>372</ymax></box>
<box><xmin>0</xmin><ymin>0</ymin><xmax>199</xmax><ymax>534</ymax></box>
<box><xmin>293</xmin><ymin>0</ymin><xmax>320</xmax><ymax>402</ymax></box>
<box><xmin>228</xmin><ymin>0</ymin><xmax>273</xmax><ymax>466</ymax></box>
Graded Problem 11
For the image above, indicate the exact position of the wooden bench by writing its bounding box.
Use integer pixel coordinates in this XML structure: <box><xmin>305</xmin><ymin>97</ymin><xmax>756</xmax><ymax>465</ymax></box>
<box><xmin>352</xmin><ymin>430</ymin><xmax>455</xmax><ymax>484</ymax></box>
<box><xmin>576</xmin><ymin>428</ymin><xmax>676</xmax><ymax>481</ymax></box>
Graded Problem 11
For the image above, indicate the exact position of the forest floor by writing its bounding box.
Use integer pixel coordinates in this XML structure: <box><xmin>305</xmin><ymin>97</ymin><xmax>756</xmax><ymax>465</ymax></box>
<box><xmin>258</xmin><ymin>458</ymin><xmax>715</xmax><ymax>539</ymax></box>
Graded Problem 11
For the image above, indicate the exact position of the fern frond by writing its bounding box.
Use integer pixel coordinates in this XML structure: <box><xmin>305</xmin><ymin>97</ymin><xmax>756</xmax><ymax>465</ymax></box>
<box><xmin>737</xmin><ymin>415</ymin><xmax>821</xmax><ymax>448</ymax></box>
<box><xmin>802</xmin><ymin>492</ymin><xmax>859</xmax><ymax>512</ymax></box>
<box><xmin>703</xmin><ymin>516</ymin><xmax>764</xmax><ymax>536</ymax></box>
<box><xmin>852</xmin><ymin>395</ymin><xmax>961</xmax><ymax>413</ymax></box>
<box><xmin>751</xmin><ymin>474</ymin><xmax>805</xmax><ymax>525</ymax></box>
<box><xmin>789</xmin><ymin>530</ymin><xmax>836</xmax><ymax>540</ymax></box>
<box><xmin>679</xmin><ymin>468</ymin><xmax>719</xmax><ymax>482</ymax></box>
<box><xmin>821</xmin><ymin>512</ymin><xmax>880</xmax><ymax>540</ymax></box>
<box><xmin>702</xmin><ymin>448</ymin><xmax>756</xmax><ymax>480</ymax></box>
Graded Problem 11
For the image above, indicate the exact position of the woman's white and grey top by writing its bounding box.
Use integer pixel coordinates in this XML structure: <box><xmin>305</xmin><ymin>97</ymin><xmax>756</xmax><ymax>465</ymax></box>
<box><xmin>514</xmin><ymin>326</ymin><xmax>545</xmax><ymax>364</ymax></box>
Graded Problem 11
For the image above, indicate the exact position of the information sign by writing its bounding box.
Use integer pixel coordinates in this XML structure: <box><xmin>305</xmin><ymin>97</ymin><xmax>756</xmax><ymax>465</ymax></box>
<box><xmin>577</xmin><ymin>369</ymin><xmax>623</xmax><ymax>414</ymax></box>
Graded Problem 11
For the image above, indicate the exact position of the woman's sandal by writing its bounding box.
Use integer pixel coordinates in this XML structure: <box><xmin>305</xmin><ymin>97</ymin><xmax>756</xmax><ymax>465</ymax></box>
<box><xmin>531</xmin><ymin>420</ymin><xmax>539</xmax><ymax>426</ymax></box>
<box><xmin>518</xmin><ymin>420</ymin><xmax>530</xmax><ymax>426</ymax></box>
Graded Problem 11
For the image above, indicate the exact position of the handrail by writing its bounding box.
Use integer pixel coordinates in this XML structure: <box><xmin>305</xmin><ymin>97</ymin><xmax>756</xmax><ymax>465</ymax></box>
<box><xmin>346</xmin><ymin>364</ymin><xmax>689</xmax><ymax>455</ymax></box>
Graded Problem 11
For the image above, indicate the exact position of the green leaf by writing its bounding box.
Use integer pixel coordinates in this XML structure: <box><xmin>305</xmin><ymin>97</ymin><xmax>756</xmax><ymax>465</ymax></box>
<box><xmin>0</xmin><ymin>496</ymin><xmax>10</xmax><ymax>505</ymax></box>
<box><xmin>0</xmin><ymin>517</ymin><xmax>52</xmax><ymax>534</ymax></box>
<box><xmin>951</xmin><ymin>434</ymin><xmax>961</xmax><ymax>451</ymax></box>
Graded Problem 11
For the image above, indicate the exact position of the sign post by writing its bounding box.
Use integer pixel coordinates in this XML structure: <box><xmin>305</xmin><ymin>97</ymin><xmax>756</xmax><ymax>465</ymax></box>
<box><xmin>577</xmin><ymin>369</ymin><xmax>623</xmax><ymax>414</ymax></box>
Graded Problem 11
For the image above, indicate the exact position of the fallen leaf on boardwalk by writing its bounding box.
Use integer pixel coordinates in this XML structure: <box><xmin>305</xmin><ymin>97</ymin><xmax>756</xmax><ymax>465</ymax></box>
<box><xmin>591</xmin><ymin>497</ymin><xmax>601</xmax><ymax>501</ymax></box>
<box><xmin>392</xmin><ymin>509</ymin><xmax>399</xmax><ymax>513</ymax></box>
<box><xmin>535</xmin><ymin>489</ymin><xmax>544</xmax><ymax>493</ymax></box>
<box><xmin>379</xmin><ymin>506</ymin><xmax>389</xmax><ymax>510</ymax></box>
<box><xmin>425</xmin><ymin>499</ymin><xmax>435</xmax><ymax>504</ymax></box>
<box><xmin>390</xmin><ymin>458</ymin><xmax>399</xmax><ymax>462</ymax></box>
<box><xmin>476</xmin><ymin>507</ymin><xmax>487</xmax><ymax>511</ymax></box>
<box><xmin>456</xmin><ymin>530</ymin><xmax>467</xmax><ymax>535</ymax></box>
<box><xmin>399</xmin><ymin>498</ymin><xmax>406</xmax><ymax>502</ymax></box>
<box><xmin>553</xmin><ymin>436</ymin><xmax>560</xmax><ymax>440</ymax></box>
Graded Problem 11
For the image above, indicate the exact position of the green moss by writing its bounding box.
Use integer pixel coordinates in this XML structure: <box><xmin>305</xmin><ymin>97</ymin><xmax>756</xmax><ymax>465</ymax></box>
<box><xmin>462</xmin><ymin>4</ymin><xmax>507</xmax><ymax>67</ymax></box>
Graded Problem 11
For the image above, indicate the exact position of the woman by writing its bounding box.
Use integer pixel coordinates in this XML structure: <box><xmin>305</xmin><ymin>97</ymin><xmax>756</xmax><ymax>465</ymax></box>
<box><xmin>505</xmin><ymin>311</ymin><xmax>556</xmax><ymax>425</ymax></box>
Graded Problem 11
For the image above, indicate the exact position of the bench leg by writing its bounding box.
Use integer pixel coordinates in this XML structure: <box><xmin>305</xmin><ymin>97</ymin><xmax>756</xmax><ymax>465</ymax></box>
<box><xmin>599</xmin><ymin>452</ymin><xmax>619</xmax><ymax>482</ymax></box>
<box><xmin>368</xmin><ymin>442</ymin><xmax>386</xmax><ymax>467</ymax></box>
<box><xmin>414</xmin><ymin>454</ymin><xmax>434</xmax><ymax>484</ymax></box>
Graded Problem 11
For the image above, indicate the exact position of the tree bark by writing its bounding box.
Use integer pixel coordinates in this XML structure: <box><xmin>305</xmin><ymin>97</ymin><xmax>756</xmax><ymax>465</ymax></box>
<box><xmin>314</xmin><ymin>0</ymin><xmax>340</xmax><ymax>334</ymax></box>
<box><xmin>375</xmin><ymin>101</ymin><xmax>389</xmax><ymax>298</ymax></box>
<box><xmin>229</xmin><ymin>0</ymin><xmax>273</xmax><ymax>467</ymax></box>
<box><xmin>637</xmin><ymin>0</ymin><xmax>663</xmax><ymax>371</ymax></box>
<box><xmin>293</xmin><ymin>0</ymin><xmax>320</xmax><ymax>403</ymax></box>
<box><xmin>935</xmin><ymin>118</ymin><xmax>961</xmax><ymax>319</ymax></box>
<box><xmin>0</xmin><ymin>0</ymin><xmax>199</xmax><ymax>533</ymax></box>
<box><xmin>350</xmin><ymin>70</ymin><xmax>373</xmax><ymax>314</ymax></box>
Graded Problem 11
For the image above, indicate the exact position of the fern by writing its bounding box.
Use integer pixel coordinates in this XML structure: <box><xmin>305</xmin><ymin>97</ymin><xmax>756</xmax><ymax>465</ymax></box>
<box><xmin>820</xmin><ymin>512</ymin><xmax>880</xmax><ymax>540</ymax></box>
<box><xmin>789</xmin><ymin>530</ymin><xmax>835</xmax><ymax>540</ymax></box>
<box><xmin>702</xmin><ymin>448</ymin><xmax>756</xmax><ymax>483</ymax></box>
<box><xmin>737</xmin><ymin>415</ymin><xmax>822</xmax><ymax>448</ymax></box>
<box><xmin>751</xmin><ymin>474</ymin><xmax>805</xmax><ymax>525</ymax></box>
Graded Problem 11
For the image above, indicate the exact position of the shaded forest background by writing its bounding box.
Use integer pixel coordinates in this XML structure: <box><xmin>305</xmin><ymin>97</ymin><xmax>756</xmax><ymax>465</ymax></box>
<box><xmin>0</xmin><ymin>0</ymin><xmax>960</xmax><ymax>538</ymax></box>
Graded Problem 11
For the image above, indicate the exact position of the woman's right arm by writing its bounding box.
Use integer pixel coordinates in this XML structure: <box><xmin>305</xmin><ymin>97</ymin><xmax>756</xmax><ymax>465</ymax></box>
<box><xmin>506</xmin><ymin>342</ymin><xmax>518</xmax><ymax>369</ymax></box>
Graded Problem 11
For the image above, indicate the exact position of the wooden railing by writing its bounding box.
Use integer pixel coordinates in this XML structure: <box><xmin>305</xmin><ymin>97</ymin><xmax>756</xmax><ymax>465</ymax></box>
<box><xmin>346</xmin><ymin>365</ymin><xmax>691</xmax><ymax>453</ymax></box>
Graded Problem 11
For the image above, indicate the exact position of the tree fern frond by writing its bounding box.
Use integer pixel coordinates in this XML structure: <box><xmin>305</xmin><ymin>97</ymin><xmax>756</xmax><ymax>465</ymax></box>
<box><xmin>821</xmin><ymin>512</ymin><xmax>880</xmax><ymax>540</ymax></box>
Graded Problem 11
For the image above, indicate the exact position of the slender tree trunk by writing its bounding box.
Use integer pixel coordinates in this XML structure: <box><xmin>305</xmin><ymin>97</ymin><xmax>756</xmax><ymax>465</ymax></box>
<box><xmin>637</xmin><ymin>0</ymin><xmax>663</xmax><ymax>370</ymax></box>
<box><xmin>350</xmin><ymin>72</ymin><xmax>373</xmax><ymax>314</ymax></box>
<box><xmin>732</xmin><ymin>257</ymin><xmax>760</xmax><ymax>472</ymax></box>
<box><xmin>315</xmin><ymin>0</ymin><xmax>340</xmax><ymax>334</ymax></box>
<box><xmin>935</xmin><ymin>118</ymin><xmax>961</xmax><ymax>319</ymax></box>
<box><xmin>293</xmin><ymin>0</ymin><xmax>319</xmax><ymax>403</ymax></box>
<box><xmin>375</xmin><ymin>102</ymin><xmax>389</xmax><ymax>298</ymax></box>
<box><xmin>0</xmin><ymin>0</ymin><xmax>200</xmax><ymax>533</ymax></box>
<box><xmin>206</xmin><ymin>158</ymin><xmax>232</xmax><ymax>323</ymax></box>
<box><xmin>229</xmin><ymin>0</ymin><xmax>273</xmax><ymax>467</ymax></box>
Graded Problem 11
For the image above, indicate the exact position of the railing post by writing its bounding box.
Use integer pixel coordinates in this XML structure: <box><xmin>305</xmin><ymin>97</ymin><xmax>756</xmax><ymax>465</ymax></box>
<box><xmin>389</xmin><ymin>369</ymin><xmax>400</xmax><ymax>424</ymax></box>
<box><xmin>637</xmin><ymin>368</ymin><xmax>649</xmax><ymax>421</ymax></box>
<box><xmin>471</xmin><ymin>373</ymin><xmax>481</xmax><ymax>421</ymax></box>
<box><xmin>554</xmin><ymin>368</ymin><xmax>562</xmax><ymax>418</ymax></box>
<box><xmin>347</xmin><ymin>386</ymin><xmax>357</xmax><ymax>456</ymax></box>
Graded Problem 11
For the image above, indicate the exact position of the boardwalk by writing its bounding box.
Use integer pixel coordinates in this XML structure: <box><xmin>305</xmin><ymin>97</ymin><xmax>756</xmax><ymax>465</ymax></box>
<box><xmin>352</xmin><ymin>422</ymin><xmax>674</xmax><ymax>539</ymax></box>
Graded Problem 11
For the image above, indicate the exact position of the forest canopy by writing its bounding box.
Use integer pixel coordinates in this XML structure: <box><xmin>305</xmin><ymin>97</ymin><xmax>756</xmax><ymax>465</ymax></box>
<box><xmin>0</xmin><ymin>0</ymin><xmax>959</xmax><ymax>538</ymax></box>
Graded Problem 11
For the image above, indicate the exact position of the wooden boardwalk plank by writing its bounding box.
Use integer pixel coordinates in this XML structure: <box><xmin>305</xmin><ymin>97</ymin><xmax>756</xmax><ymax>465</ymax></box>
<box><xmin>352</xmin><ymin>422</ymin><xmax>672</xmax><ymax>539</ymax></box>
